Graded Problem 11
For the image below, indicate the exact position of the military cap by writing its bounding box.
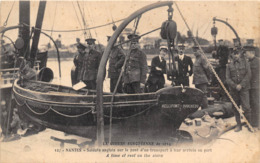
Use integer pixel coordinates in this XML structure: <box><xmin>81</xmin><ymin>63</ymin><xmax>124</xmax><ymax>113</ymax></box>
<box><xmin>127</xmin><ymin>34</ymin><xmax>140</xmax><ymax>42</ymax></box>
<box><xmin>177</xmin><ymin>44</ymin><xmax>185</xmax><ymax>50</ymax></box>
<box><xmin>160</xmin><ymin>45</ymin><xmax>168</xmax><ymax>50</ymax></box>
<box><xmin>77</xmin><ymin>43</ymin><xmax>87</xmax><ymax>50</ymax></box>
<box><xmin>85</xmin><ymin>38</ymin><xmax>96</xmax><ymax>45</ymax></box>
<box><xmin>233</xmin><ymin>38</ymin><xmax>240</xmax><ymax>47</ymax></box>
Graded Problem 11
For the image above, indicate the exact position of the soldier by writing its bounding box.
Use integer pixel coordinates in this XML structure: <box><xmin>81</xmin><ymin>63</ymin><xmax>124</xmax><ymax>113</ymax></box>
<box><xmin>174</xmin><ymin>44</ymin><xmax>193</xmax><ymax>86</ymax></box>
<box><xmin>245</xmin><ymin>47</ymin><xmax>259</xmax><ymax>129</ymax></box>
<box><xmin>107</xmin><ymin>36</ymin><xmax>125</xmax><ymax>93</ymax></box>
<box><xmin>214</xmin><ymin>39</ymin><xmax>230</xmax><ymax>100</ymax></box>
<box><xmin>80</xmin><ymin>38</ymin><xmax>102</xmax><ymax>90</ymax></box>
<box><xmin>226</xmin><ymin>49</ymin><xmax>251</xmax><ymax>132</ymax></box>
<box><xmin>146</xmin><ymin>45</ymin><xmax>167</xmax><ymax>92</ymax></box>
<box><xmin>73</xmin><ymin>43</ymin><xmax>87</xmax><ymax>85</ymax></box>
<box><xmin>123</xmin><ymin>34</ymin><xmax>148</xmax><ymax>94</ymax></box>
<box><xmin>192</xmin><ymin>46</ymin><xmax>211</xmax><ymax>109</ymax></box>
<box><xmin>215</xmin><ymin>39</ymin><xmax>229</xmax><ymax>67</ymax></box>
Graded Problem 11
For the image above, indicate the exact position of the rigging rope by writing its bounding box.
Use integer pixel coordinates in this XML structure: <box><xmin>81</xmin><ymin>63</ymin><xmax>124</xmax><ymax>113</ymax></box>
<box><xmin>3</xmin><ymin>1</ymin><xmax>15</xmax><ymax>27</ymax></box>
<box><xmin>72</xmin><ymin>2</ymin><xmax>84</xmax><ymax>37</ymax></box>
<box><xmin>77</xmin><ymin>1</ymin><xmax>91</xmax><ymax>38</ymax></box>
<box><xmin>47</xmin><ymin>1</ymin><xmax>58</xmax><ymax>51</ymax></box>
<box><xmin>174</xmin><ymin>2</ymin><xmax>255</xmax><ymax>132</ymax></box>
<box><xmin>21</xmin><ymin>18</ymin><xmax>125</xmax><ymax>33</ymax></box>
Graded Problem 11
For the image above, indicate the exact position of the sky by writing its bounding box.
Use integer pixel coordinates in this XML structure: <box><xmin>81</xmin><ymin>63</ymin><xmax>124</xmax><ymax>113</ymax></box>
<box><xmin>0</xmin><ymin>1</ymin><xmax>259</xmax><ymax>47</ymax></box>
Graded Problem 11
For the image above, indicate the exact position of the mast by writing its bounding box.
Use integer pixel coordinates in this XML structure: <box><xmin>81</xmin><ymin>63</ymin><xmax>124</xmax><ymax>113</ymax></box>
<box><xmin>30</xmin><ymin>1</ymin><xmax>47</xmax><ymax>67</ymax></box>
<box><xmin>19</xmin><ymin>1</ymin><xmax>30</xmax><ymax>58</ymax></box>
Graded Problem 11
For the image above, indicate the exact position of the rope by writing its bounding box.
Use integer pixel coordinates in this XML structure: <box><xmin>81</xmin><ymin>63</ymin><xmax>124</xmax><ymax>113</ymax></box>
<box><xmin>25</xmin><ymin>101</ymin><xmax>52</xmax><ymax>115</ymax></box>
<box><xmin>47</xmin><ymin>1</ymin><xmax>58</xmax><ymax>50</ymax></box>
<box><xmin>77</xmin><ymin>1</ymin><xmax>91</xmax><ymax>38</ymax></box>
<box><xmin>72</xmin><ymin>2</ymin><xmax>84</xmax><ymax>37</ymax></box>
<box><xmin>3</xmin><ymin>1</ymin><xmax>15</xmax><ymax>27</ymax></box>
<box><xmin>105</xmin><ymin>104</ymin><xmax>155</xmax><ymax>120</ymax></box>
<box><xmin>13</xmin><ymin>93</ymin><xmax>93</xmax><ymax>117</ymax></box>
<box><xmin>174</xmin><ymin>2</ymin><xmax>255</xmax><ymax>132</ymax></box>
<box><xmin>49</xmin><ymin>106</ymin><xmax>92</xmax><ymax>118</ymax></box>
<box><xmin>21</xmin><ymin>19</ymin><xmax>125</xmax><ymax>33</ymax></box>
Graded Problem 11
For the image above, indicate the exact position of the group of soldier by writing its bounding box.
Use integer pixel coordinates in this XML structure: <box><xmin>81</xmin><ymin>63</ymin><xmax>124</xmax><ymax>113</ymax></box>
<box><xmin>213</xmin><ymin>39</ymin><xmax>259</xmax><ymax>131</ymax></box>
<box><xmin>73</xmin><ymin>35</ymin><xmax>259</xmax><ymax>131</ymax></box>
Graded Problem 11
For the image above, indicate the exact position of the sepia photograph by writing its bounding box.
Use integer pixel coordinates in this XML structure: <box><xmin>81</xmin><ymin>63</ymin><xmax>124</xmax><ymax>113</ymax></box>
<box><xmin>0</xmin><ymin>0</ymin><xmax>259</xmax><ymax>162</ymax></box>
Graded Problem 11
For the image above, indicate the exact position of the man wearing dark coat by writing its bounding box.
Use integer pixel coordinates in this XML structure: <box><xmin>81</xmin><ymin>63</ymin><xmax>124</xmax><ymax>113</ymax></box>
<box><xmin>123</xmin><ymin>34</ymin><xmax>148</xmax><ymax>94</ymax></box>
<box><xmin>73</xmin><ymin>43</ymin><xmax>86</xmax><ymax>85</ymax></box>
<box><xmin>107</xmin><ymin>36</ymin><xmax>125</xmax><ymax>93</ymax></box>
<box><xmin>146</xmin><ymin>45</ymin><xmax>167</xmax><ymax>92</ymax></box>
<box><xmin>193</xmin><ymin>46</ymin><xmax>211</xmax><ymax>109</ymax></box>
<box><xmin>80</xmin><ymin>38</ymin><xmax>102</xmax><ymax>90</ymax></box>
<box><xmin>245</xmin><ymin>47</ymin><xmax>259</xmax><ymax>129</ymax></box>
<box><xmin>226</xmin><ymin>49</ymin><xmax>251</xmax><ymax>132</ymax></box>
<box><xmin>174</xmin><ymin>44</ymin><xmax>193</xmax><ymax>86</ymax></box>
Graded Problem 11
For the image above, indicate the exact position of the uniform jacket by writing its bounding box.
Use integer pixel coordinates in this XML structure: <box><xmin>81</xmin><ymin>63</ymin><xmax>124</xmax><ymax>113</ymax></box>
<box><xmin>108</xmin><ymin>47</ymin><xmax>125</xmax><ymax>78</ymax></box>
<box><xmin>216</xmin><ymin>45</ymin><xmax>229</xmax><ymax>67</ymax></box>
<box><xmin>175</xmin><ymin>55</ymin><xmax>193</xmax><ymax>78</ymax></box>
<box><xmin>248</xmin><ymin>57</ymin><xmax>259</xmax><ymax>89</ymax></box>
<box><xmin>123</xmin><ymin>48</ymin><xmax>148</xmax><ymax>84</ymax></box>
<box><xmin>73</xmin><ymin>53</ymin><xmax>85</xmax><ymax>81</ymax></box>
<box><xmin>193</xmin><ymin>54</ymin><xmax>211</xmax><ymax>85</ymax></box>
<box><xmin>80</xmin><ymin>49</ymin><xmax>102</xmax><ymax>81</ymax></box>
<box><xmin>226</xmin><ymin>57</ymin><xmax>251</xmax><ymax>91</ymax></box>
<box><xmin>147</xmin><ymin>56</ymin><xmax>166</xmax><ymax>84</ymax></box>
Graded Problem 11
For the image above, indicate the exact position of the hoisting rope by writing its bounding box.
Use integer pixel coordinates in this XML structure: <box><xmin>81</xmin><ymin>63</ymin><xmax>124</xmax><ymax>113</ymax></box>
<box><xmin>77</xmin><ymin>1</ymin><xmax>91</xmax><ymax>39</ymax></box>
<box><xmin>72</xmin><ymin>2</ymin><xmax>84</xmax><ymax>38</ymax></box>
<box><xmin>3</xmin><ymin>1</ymin><xmax>15</xmax><ymax>27</ymax></box>
<box><xmin>108</xmin><ymin>14</ymin><xmax>142</xmax><ymax>144</ymax></box>
<box><xmin>174</xmin><ymin>2</ymin><xmax>254</xmax><ymax>132</ymax></box>
<box><xmin>47</xmin><ymin>1</ymin><xmax>58</xmax><ymax>51</ymax></box>
<box><xmin>21</xmin><ymin>18</ymin><xmax>125</xmax><ymax>33</ymax></box>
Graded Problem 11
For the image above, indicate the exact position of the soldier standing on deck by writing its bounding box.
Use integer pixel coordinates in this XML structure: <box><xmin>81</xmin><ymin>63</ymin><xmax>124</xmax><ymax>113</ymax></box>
<box><xmin>80</xmin><ymin>38</ymin><xmax>102</xmax><ymax>90</ymax></box>
<box><xmin>245</xmin><ymin>48</ymin><xmax>259</xmax><ymax>129</ymax></box>
<box><xmin>73</xmin><ymin>43</ymin><xmax>87</xmax><ymax>85</ymax></box>
<box><xmin>226</xmin><ymin>49</ymin><xmax>251</xmax><ymax>132</ymax></box>
<box><xmin>193</xmin><ymin>46</ymin><xmax>211</xmax><ymax>109</ymax></box>
<box><xmin>174</xmin><ymin>44</ymin><xmax>193</xmax><ymax>86</ymax></box>
<box><xmin>107</xmin><ymin>36</ymin><xmax>125</xmax><ymax>93</ymax></box>
<box><xmin>123</xmin><ymin>34</ymin><xmax>148</xmax><ymax>94</ymax></box>
<box><xmin>146</xmin><ymin>45</ymin><xmax>167</xmax><ymax>92</ymax></box>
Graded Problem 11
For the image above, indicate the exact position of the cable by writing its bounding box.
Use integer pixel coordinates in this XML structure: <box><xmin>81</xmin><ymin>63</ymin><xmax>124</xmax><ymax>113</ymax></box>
<box><xmin>72</xmin><ymin>2</ymin><xmax>84</xmax><ymax>36</ymax></box>
<box><xmin>3</xmin><ymin>1</ymin><xmax>15</xmax><ymax>27</ymax></box>
<box><xmin>21</xmin><ymin>18</ymin><xmax>125</xmax><ymax>33</ymax></box>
